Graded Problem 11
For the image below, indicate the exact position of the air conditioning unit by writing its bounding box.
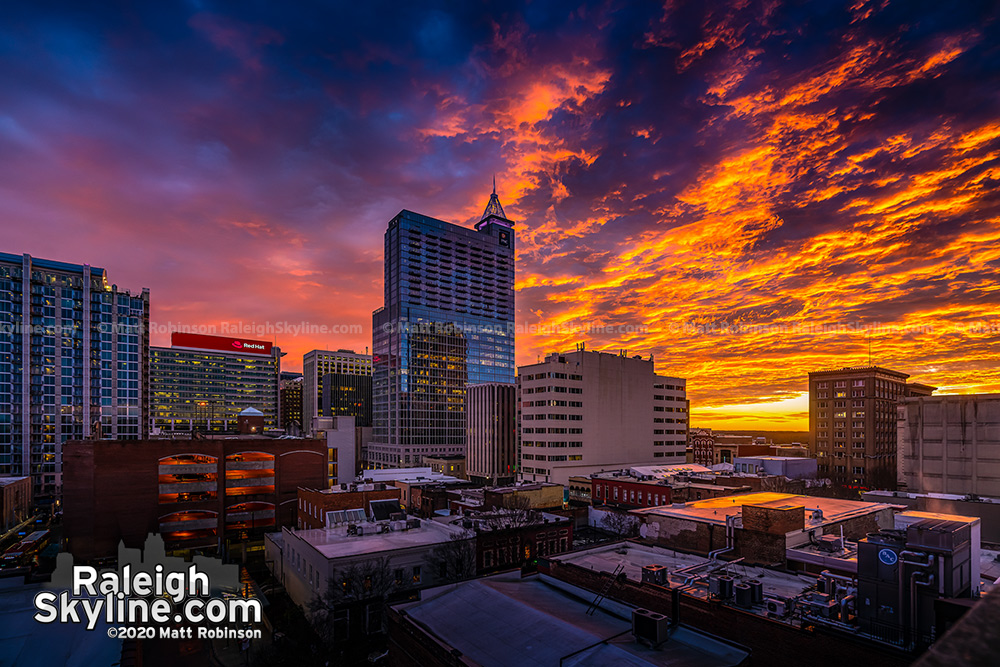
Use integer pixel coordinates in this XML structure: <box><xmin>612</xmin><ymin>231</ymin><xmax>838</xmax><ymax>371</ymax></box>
<box><xmin>406</xmin><ymin>518</ymin><xmax>421</xmax><ymax>530</ymax></box>
<box><xmin>355</xmin><ymin>526</ymin><xmax>366</xmax><ymax>536</ymax></box>
<box><xmin>346</xmin><ymin>524</ymin><xmax>358</xmax><ymax>535</ymax></box>
<box><xmin>765</xmin><ymin>598</ymin><xmax>792</xmax><ymax>617</ymax></box>
<box><xmin>377</xmin><ymin>523</ymin><xmax>390</xmax><ymax>534</ymax></box>
<box><xmin>816</xmin><ymin>535</ymin><xmax>843</xmax><ymax>552</ymax></box>
<box><xmin>390</xmin><ymin>520</ymin><xmax>406</xmax><ymax>532</ymax></box>
<box><xmin>641</xmin><ymin>565</ymin><xmax>667</xmax><ymax>586</ymax></box>
<box><xmin>632</xmin><ymin>608</ymin><xmax>670</xmax><ymax>646</ymax></box>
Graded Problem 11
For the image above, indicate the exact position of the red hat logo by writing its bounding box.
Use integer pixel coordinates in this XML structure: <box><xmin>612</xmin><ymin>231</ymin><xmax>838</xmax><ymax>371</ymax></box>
<box><xmin>232</xmin><ymin>341</ymin><xmax>243</xmax><ymax>349</ymax></box>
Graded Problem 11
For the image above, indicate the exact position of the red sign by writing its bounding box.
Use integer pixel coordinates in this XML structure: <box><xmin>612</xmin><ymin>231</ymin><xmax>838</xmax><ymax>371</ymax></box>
<box><xmin>171</xmin><ymin>332</ymin><xmax>272</xmax><ymax>356</ymax></box>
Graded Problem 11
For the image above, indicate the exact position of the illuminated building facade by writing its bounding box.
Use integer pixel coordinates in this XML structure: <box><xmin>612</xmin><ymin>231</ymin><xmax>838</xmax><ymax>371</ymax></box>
<box><xmin>0</xmin><ymin>252</ymin><xmax>149</xmax><ymax>504</ymax></box>
<box><xmin>150</xmin><ymin>332</ymin><xmax>281</xmax><ymax>433</ymax></box>
<box><xmin>62</xmin><ymin>436</ymin><xmax>326</xmax><ymax>560</ymax></box>
<box><xmin>302</xmin><ymin>349</ymin><xmax>372</xmax><ymax>430</ymax></box>
<box><xmin>518</xmin><ymin>349</ymin><xmax>688</xmax><ymax>486</ymax></box>
<box><xmin>369</xmin><ymin>190</ymin><xmax>515</xmax><ymax>468</ymax></box>
<box><xmin>808</xmin><ymin>366</ymin><xmax>935</xmax><ymax>490</ymax></box>
<box><xmin>279</xmin><ymin>375</ymin><xmax>303</xmax><ymax>430</ymax></box>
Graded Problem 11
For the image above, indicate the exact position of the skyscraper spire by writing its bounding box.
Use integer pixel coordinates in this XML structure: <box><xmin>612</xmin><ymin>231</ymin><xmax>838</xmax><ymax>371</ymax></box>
<box><xmin>480</xmin><ymin>176</ymin><xmax>508</xmax><ymax>224</ymax></box>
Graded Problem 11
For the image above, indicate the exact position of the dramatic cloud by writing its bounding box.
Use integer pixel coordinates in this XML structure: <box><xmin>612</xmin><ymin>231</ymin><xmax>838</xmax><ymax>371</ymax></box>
<box><xmin>1</xmin><ymin>1</ymin><xmax>997</xmax><ymax>430</ymax></box>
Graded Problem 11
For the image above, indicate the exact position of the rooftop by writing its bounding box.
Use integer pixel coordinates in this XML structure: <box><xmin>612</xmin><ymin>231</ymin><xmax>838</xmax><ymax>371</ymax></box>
<box><xmin>392</xmin><ymin>571</ymin><xmax>749</xmax><ymax>667</ymax></box>
<box><xmin>490</xmin><ymin>482</ymin><xmax>563</xmax><ymax>493</ymax></box>
<box><xmin>360</xmin><ymin>467</ymin><xmax>463</xmax><ymax>484</ymax></box>
<box><xmin>0</xmin><ymin>477</ymin><xmax>29</xmax><ymax>487</ymax></box>
<box><xmin>280</xmin><ymin>518</ymin><xmax>466</xmax><ymax>560</ymax></box>
<box><xmin>550</xmin><ymin>542</ymin><xmax>815</xmax><ymax>602</ymax></box>
<box><xmin>631</xmin><ymin>492</ymin><xmax>895</xmax><ymax>527</ymax></box>
<box><xmin>315</xmin><ymin>483</ymin><xmax>399</xmax><ymax>494</ymax></box>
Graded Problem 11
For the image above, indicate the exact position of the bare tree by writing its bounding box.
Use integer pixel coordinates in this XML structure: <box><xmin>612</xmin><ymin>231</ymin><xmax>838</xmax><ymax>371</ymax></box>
<box><xmin>601</xmin><ymin>510</ymin><xmax>640</xmax><ymax>538</ymax></box>
<box><xmin>308</xmin><ymin>555</ymin><xmax>400</xmax><ymax>645</ymax></box>
<box><xmin>481</xmin><ymin>494</ymin><xmax>544</xmax><ymax>531</ymax></box>
<box><xmin>427</xmin><ymin>530</ymin><xmax>477</xmax><ymax>582</ymax></box>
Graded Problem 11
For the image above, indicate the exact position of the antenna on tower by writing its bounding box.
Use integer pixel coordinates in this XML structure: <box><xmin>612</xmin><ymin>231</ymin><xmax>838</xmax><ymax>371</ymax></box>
<box><xmin>493</xmin><ymin>173</ymin><xmax>496</xmax><ymax>195</ymax></box>
<box><xmin>868</xmin><ymin>328</ymin><xmax>872</xmax><ymax>366</ymax></box>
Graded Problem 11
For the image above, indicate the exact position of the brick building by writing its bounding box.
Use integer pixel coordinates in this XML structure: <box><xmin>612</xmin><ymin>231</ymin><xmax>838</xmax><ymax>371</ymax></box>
<box><xmin>438</xmin><ymin>509</ymin><xmax>573</xmax><ymax>573</ymax></box>
<box><xmin>297</xmin><ymin>483</ymin><xmax>402</xmax><ymax>530</ymax></box>
<box><xmin>0</xmin><ymin>476</ymin><xmax>31</xmax><ymax>531</ymax></box>
<box><xmin>808</xmin><ymin>366</ymin><xmax>935</xmax><ymax>489</ymax></box>
<box><xmin>63</xmin><ymin>436</ymin><xmax>326</xmax><ymax>560</ymax></box>
<box><xmin>484</xmin><ymin>482</ymin><xmax>565</xmax><ymax>510</ymax></box>
<box><xmin>631</xmin><ymin>492</ymin><xmax>896</xmax><ymax>565</ymax></box>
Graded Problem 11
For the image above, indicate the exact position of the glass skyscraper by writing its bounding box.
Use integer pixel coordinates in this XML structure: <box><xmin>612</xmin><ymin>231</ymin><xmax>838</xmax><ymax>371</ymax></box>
<box><xmin>0</xmin><ymin>252</ymin><xmax>149</xmax><ymax>503</ymax></box>
<box><xmin>368</xmin><ymin>189</ymin><xmax>515</xmax><ymax>468</ymax></box>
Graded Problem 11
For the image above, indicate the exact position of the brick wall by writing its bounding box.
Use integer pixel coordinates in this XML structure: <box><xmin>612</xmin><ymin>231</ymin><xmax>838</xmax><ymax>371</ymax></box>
<box><xmin>63</xmin><ymin>438</ymin><xmax>326</xmax><ymax>560</ymax></box>
<box><xmin>297</xmin><ymin>486</ymin><xmax>402</xmax><ymax>529</ymax></box>
<box><xmin>743</xmin><ymin>504</ymin><xmax>805</xmax><ymax>535</ymax></box>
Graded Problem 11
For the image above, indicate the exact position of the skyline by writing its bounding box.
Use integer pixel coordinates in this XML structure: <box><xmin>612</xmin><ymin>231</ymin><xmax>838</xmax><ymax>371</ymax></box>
<box><xmin>2</xmin><ymin>2</ymin><xmax>999</xmax><ymax>431</ymax></box>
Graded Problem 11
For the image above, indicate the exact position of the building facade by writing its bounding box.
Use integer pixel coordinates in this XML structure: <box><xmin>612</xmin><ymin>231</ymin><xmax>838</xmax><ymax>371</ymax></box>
<box><xmin>297</xmin><ymin>483</ymin><xmax>402</xmax><ymax>530</ymax></box>
<box><xmin>0</xmin><ymin>252</ymin><xmax>149</xmax><ymax>503</ymax></box>
<box><xmin>368</xmin><ymin>193</ymin><xmax>515</xmax><ymax>469</ymax></box>
<box><xmin>0</xmin><ymin>476</ymin><xmax>31</xmax><ymax>530</ymax></box>
<box><xmin>897</xmin><ymin>393</ymin><xmax>1000</xmax><ymax>497</ymax></box>
<box><xmin>466</xmin><ymin>383</ymin><xmax>516</xmax><ymax>485</ymax></box>
<box><xmin>302</xmin><ymin>349</ymin><xmax>372</xmax><ymax>432</ymax></box>
<box><xmin>150</xmin><ymin>332</ymin><xmax>281</xmax><ymax>433</ymax></box>
<box><xmin>517</xmin><ymin>349</ymin><xmax>687</xmax><ymax>485</ymax></box>
<box><xmin>62</xmin><ymin>436</ymin><xmax>326</xmax><ymax>560</ymax></box>
<box><xmin>808</xmin><ymin>366</ymin><xmax>934</xmax><ymax>490</ymax></box>
<box><xmin>280</xmin><ymin>376</ymin><xmax>303</xmax><ymax>431</ymax></box>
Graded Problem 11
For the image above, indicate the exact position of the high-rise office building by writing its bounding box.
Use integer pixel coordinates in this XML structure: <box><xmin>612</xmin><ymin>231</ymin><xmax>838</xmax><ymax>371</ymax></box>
<box><xmin>466</xmin><ymin>383</ymin><xmax>517</xmax><ymax>485</ymax></box>
<box><xmin>280</xmin><ymin>376</ymin><xmax>303</xmax><ymax>431</ymax></box>
<box><xmin>150</xmin><ymin>332</ymin><xmax>281</xmax><ymax>432</ymax></box>
<box><xmin>517</xmin><ymin>349</ymin><xmax>687</xmax><ymax>486</ymax></box>
<box><xmin>322</xmin><ymin>372</ymin><xmax>372</xmax><ymax>427</ymax></box>
<box><xmin>369</xmin><ymin>189</ymin><xmax>515</xmax><ymax>468</ymax></box>
<box><xmin>0</xmin><ymin>252</ymin><xmax>149</xmax><ymax>502</ymax></box>
<box><xmin>808</xmin><ymin>366</ymin><xmax>935</xmax><ymax>490</ymax></box>
<box><xmin>302</xmin><ymin>349</ymin><xmax>372</xmax><ymax>431</ymax></box>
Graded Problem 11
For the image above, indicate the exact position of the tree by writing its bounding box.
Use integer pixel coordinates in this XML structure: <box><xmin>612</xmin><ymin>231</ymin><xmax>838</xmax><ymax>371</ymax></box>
<box><xmin>481</xmin><ymin>494</ymin><xmax>544</xmax><ymax>531</ymax></box>
<box><xmin>308</xmin><ymin>556</ymin><xmax>400</xmax><ymax>646</ymax></box>
<box><xmin>601</xmin><ymin>510</ymin><xmax>640</xmax><ymax>538</ymax></box>
<box><xmin>427</xmin><ymin>530</ymin><xmax>477</xmax><ymax>582</ymax></box>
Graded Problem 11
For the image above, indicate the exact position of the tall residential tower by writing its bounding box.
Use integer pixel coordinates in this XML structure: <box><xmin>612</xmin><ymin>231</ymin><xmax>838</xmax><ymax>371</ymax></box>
<box><xmin>368</xmin><ymin>189</ymin><xmax>515</xmax><ymax>468</ymax></box>
<box><xmin>0</xmin><ymin>253</ymin><xmax>149</xmax><ymax>503</ymax></box>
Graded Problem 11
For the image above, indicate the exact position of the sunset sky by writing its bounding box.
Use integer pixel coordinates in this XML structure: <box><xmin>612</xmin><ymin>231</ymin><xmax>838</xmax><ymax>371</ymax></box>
<box><xmin>2</xmin><ymin>1</ymin><xmax>998</xmax><ymax>431</ymax></box>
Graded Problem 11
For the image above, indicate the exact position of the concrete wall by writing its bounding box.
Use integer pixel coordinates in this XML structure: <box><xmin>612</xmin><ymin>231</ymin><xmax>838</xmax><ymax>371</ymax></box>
<box><xmin>899</xmin><ymin>394</ymin><xmax>1000</xmax><ymax>496</ymax></box>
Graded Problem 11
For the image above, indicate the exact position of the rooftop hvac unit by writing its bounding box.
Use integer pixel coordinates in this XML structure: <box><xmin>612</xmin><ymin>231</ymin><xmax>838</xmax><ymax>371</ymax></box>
<box><xmin>346</xmin><ymin>524</ymin><xmax>358</xmax><ymax>536</ymax></box>
<box><xmin>765</xmin><ymin>598</ymin><xmax>792</xmax><ymax>617</ymax></box>
<box><xmin>377</xmin><ymin>523</ymin><xmax>390</xmax><ymax>534</ymax></box>
<box><xmin>390</xmin><ymin>520</ymin><xmax>406</xmax><ymax>532</ymax></box>
<box><xmin>816</xmin><ymin>535</ymin><xmax>843</xmax><ymax>552</ymax></box>
<box><xmin>406</xmin><ymin>518</ymin><xmax>421</xmax><ymax>530</ymax></box>
<box><xmin>632</xmin><ymin>608</ymin><xmax>670</xmax><ymax>647</ymax></box>
<box><xmin>641</xmin><ymin>565</ymin><xmax>668</xmax><ymax>586</ymax></box>
<box><xmin>355</xmin><ymin>525</ymin><xmax>366</xmax><ymax>536</ymax></box>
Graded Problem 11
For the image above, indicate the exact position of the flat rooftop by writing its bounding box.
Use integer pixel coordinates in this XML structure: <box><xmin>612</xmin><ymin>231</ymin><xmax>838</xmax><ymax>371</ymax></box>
<box><xmin>315</xmin><ymin>483</ymin><xmax>398</xmax><ymax>494</ymax></box>
<box><xmin>392</xmin><ymin>571</ymin><xmax>749</xmax><ymax>667</ymax></box>
<box><xmin>283</xmin><ymin>519</ymin><xmax>465</xmax><ymax>559</ymax></box>
<box><xmin>632</xmin><ymin>492</ymin><xmax>895</xmax><ymax>527</ymax></box>
<box><xmin>360</xmin><ymin>467</ymin><xmax>462</xmax><ymax>484</ymax></box>
<box><xmin>490</xmin><ymin>482</ymin><xmax>562</xmax><ymax>492</ymax></box>
<box><xmin>550</xmin><ymin>542</ymin><xmax>814</xmax><ymax>602</ymax></box>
